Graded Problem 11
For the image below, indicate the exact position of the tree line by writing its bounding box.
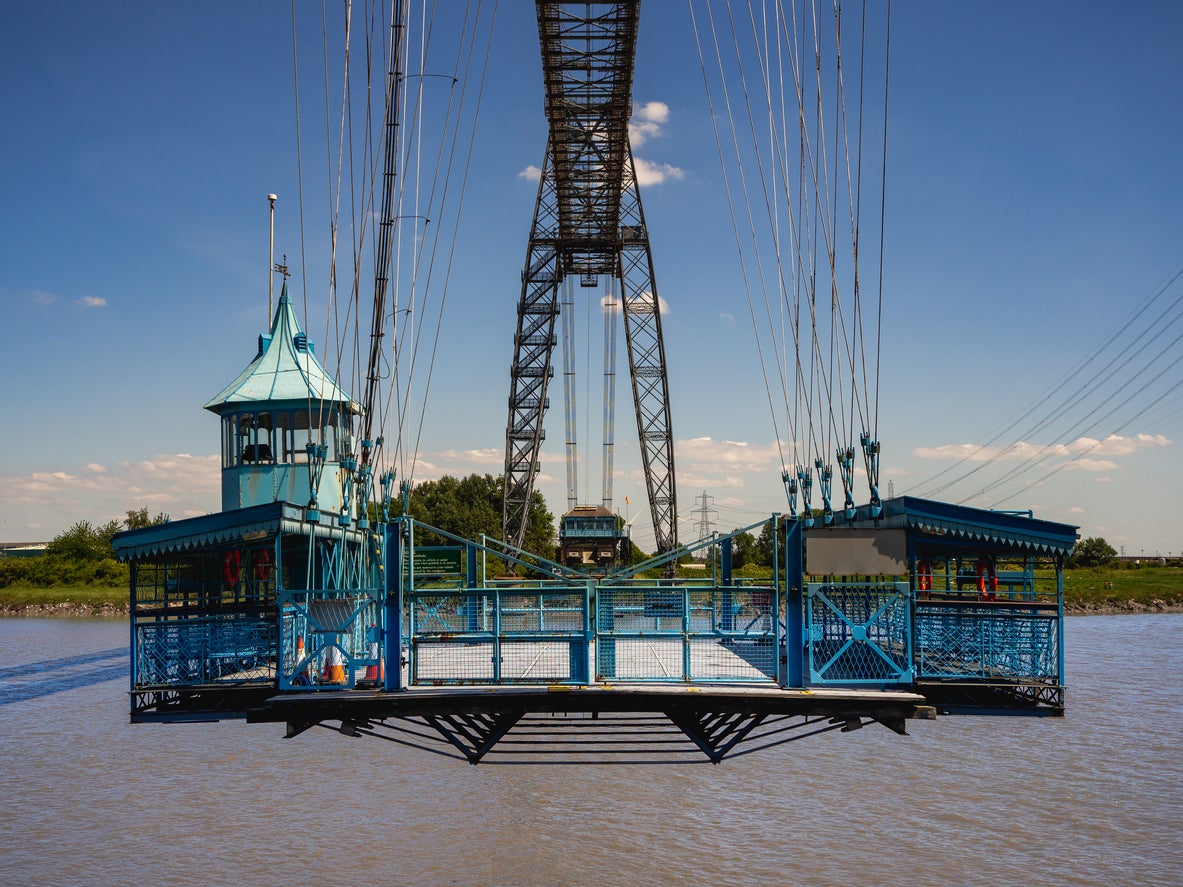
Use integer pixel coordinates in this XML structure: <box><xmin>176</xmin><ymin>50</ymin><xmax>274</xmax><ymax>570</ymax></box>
<box><xmin>0</xmin><ymin>508</ymin><xmax>169</xmax><ymax>588</ymax></box>
<box><xmin>0</xmin><ymin>482</ymin><xmax>1143</xmax><ymax>590</ymax></box>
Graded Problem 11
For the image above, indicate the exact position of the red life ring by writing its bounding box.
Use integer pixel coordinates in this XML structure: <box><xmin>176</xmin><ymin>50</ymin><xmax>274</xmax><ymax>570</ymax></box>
<box><xmin>222</xmin><ymin>550</ymin><xmax>241</xmax><ymax>586</ymax></box>
<box><xmin>254</xmin><ymin>548</ymin><xmax>273</xmax><ymax>582</ymax></box>
<box><xmin>917</xmin><ymin>559</ymin><xmax>933</xmax><ymax>592</ymax></box>
<box><xmin>976</xmin><ymin>557</ymin><xmax>997</xmax><ymax>601</ymax></box>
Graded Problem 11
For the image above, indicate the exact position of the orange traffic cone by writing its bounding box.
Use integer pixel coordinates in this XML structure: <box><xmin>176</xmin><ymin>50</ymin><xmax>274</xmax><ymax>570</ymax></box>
<box><xmin>294</xmin><ymin>635</ymin><xmax>310</xmax><ymax>684</ymax></box>
<box><xmin>322</xmin><ymin>644</ymin><xmax>346</xmax><ymax>684</ymax></box>
<box><xmin>363</xmin><ymin>634</ymin><xmax>385</xmax><ymax>683</ymax></box>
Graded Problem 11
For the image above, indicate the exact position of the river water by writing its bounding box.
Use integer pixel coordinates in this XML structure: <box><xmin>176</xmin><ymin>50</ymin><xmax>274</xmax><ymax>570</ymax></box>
<box><xmin>1</xmin><ymin>613</ymin><xmax>1179</xmax><ymax>887</ymax></box>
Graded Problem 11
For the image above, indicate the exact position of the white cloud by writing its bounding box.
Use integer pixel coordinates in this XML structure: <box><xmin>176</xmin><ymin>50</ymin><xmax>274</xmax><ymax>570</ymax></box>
<box><xmin>32</xmin><ymin>289</ymin><xmax>56</xmax><ymax>305</ymax></box>
<box><xmin>421</xmin><ymin>447</ymin><xmax>504</xmax><ymax>470</ymax></box>
<box><xmin>719</xmin><ymin>311</ymin><xmax>735</xmax><ymax>326</ymax></box>
<box><xmin>601</xmin><ymin>290</ymin><xmax>671</xmax><ymax>315</ymax></box>
<box><xmin>914</xmin><ymin>433</ymin><xmax>1171</xmax><ymax>463</ymax></box>
<box><xmin>678</xmin><ymin>471</ymin><xmax>747</xmax><ymax>489</ymax></box>
<box><xmin>629</xmin><ymin>101</ymin><xmax>670</xmax><ymax>147</ymax></box>
<box><xmin>630</xmin><ymin>289</ymin><xmax>671</xmax><ymax>315</ymax></box>
<box><xmin>635</xmin><ymin>101</ymin><xmax>670</xmax><ymax>124</ymax></box>
<box><xmin>633</xmin><ymin>156</ymin><xmax>685</xmax><ymax>187</ymax></box>
<box><xmin>76</xmin><ymin>295</ymin><xmax>108</xmax><ymax>308</ymax></box>
<box><xmin>2</xmin><ymin>454</ymin><xmax>221</xmax><ymax>534</ymax></box>
<box><xmin>678</xmin><ymin>436</ymin><xmax>781</xmax><ymax>474</ymax></box>
<box><xmin>518</xmin><ymin>165</ymin><xmax>542</xmax><ymax>182</ymax></box>
<box><xmin>1061</xmin><ymin>458</ymin><xmax>1119</xmax><ymax>472</ymax></box>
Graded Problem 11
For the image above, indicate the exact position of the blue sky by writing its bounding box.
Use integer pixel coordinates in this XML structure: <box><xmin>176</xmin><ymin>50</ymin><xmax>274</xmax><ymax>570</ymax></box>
<box><xmin>2</xmin><ymin>2</ymin><xmax>1180</xmax><ymax>557</ymax></box>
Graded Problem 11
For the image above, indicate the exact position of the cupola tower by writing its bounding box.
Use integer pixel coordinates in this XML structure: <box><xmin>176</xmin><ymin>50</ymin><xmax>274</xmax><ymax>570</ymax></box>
<box><xmin>204</xmin><ymin>283</ymin><xmax>361</xmax><ymax>518</ymax></box>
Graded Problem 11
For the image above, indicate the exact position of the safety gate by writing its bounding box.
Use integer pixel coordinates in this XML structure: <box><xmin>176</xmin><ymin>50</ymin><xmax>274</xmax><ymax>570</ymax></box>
<box><xmin>408</xmin><ymin>586</ymin><xmax>592</xmax><ymax>685</ymax></box>
<box><xmin>806</xmin><ymin>581</ymin><xmax>912</xmax><ymax>685</ymax></box>
<box><xmin>596</xmin><ymin>584</ymin><xmax>779</xmax><ymax>682</ymax></box>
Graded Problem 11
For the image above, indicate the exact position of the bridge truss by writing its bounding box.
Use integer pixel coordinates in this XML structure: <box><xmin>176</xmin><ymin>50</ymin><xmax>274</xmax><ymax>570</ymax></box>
<box><xmin>503</xmin><ymin>0</ymin><xmax>677</xmax><ymax>555</ymax></box>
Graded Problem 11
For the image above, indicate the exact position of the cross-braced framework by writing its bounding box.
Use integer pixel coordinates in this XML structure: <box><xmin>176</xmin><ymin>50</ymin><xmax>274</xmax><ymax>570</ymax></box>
<box><xmin>503</xmin><ymin>0</ymin><xmax>677</xmax><ymax>554</ymax></box>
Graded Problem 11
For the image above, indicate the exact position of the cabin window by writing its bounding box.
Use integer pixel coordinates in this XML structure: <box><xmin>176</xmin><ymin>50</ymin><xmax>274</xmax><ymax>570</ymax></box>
<box><xmin>240</xmin><ymin>412</ymin><xmax>275</xmax><ymax>464</ymax></box>
<box><xmin>275</xmin><ymin>411</ymin><xmax>292</xmax><ymax>464</ymax></box>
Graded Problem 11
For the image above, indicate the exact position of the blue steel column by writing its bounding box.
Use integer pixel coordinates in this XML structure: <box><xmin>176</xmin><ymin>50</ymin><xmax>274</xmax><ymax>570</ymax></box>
<box><xmin>466</xmin><ymin>540</ymin><xmax>479</xmax><ymax>633</ymax></box>
<box><xmin>1056</xmin><ymin>556</ymin><xmax>1065</xmax><ymax>692</ymax></box>
<box><xmin>569</xmin><ymin>580</ymin><xmax>593</xmax><ymax>683</ymax></box>
<box><xmin>783</xmin><ymin>520</ymin><xmax>805</xmax><ymax>688</ymax></box>
<box><xmin>772</xmin><ymin>515</ymin><xmax>783</xmax><ymax>684</ymax></box>
<box><xmin>129</xmin><ymin>560</ymin><xmax>138</xmax><ymax>700</ymax></box>
<box><xmin>720</xmin><ymin>535</ymin><xmax>734</xmax><ymax>631</ymax></box>
<box><xmin>599</xmin><ymin>582</ymin><xmax>615</xmax><ymax>679</ymax></box>
<box><xmin>383</xmin><ymin>521</ymin><xmax>402</xmax><ymax>691</ymax></box>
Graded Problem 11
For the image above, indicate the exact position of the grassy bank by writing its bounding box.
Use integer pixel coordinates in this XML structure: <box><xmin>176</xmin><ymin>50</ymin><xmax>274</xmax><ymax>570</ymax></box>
<box><xmin>2</xmin><ymin>565</ymin><xmax>1180</xmax><ymax>616</ymax></box>
<box><xmin>1</xmin><ymin>584</ymin><xmax>129</xmax><ymax>616</ymax></box>
<box><xmin>1060</xmin><ymin>566</ymin><xmax>1183</xmax><ymax>612</ymax></box>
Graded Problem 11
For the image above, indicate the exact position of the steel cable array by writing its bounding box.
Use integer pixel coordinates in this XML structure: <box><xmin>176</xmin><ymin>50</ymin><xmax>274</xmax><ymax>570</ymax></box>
<box><xmin>690</xmin><ymin>0</ymin><xmax>890</xmax><ymax>521</ymax></box>
<box><xmin>289</xmin><ymin>0</ymin><xmax>498</xmax><ymax>516</ymax></box>
<box><xmin>909</xmin><ymin>259</ymin><xmax>1183</xmax><ymax>507</ymax></box>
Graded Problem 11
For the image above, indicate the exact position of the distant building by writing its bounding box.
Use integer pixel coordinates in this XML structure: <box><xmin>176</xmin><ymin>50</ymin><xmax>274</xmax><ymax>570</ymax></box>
<box><xmin>0</xmin><ymin>542</ymin><xmax>48</xmax><ymax>558</ymax></box>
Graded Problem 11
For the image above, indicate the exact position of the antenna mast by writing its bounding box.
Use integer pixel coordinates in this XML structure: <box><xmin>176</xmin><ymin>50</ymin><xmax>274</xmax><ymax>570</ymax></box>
<box><xmin>360</xmin><ymin>0</ymin><xmax>407</xmax><ymax>470</ymax></box>
<box><xmin>267</xmin><ymin>193</ymin><xmax>277</xmax><ymax>320</ymax></box>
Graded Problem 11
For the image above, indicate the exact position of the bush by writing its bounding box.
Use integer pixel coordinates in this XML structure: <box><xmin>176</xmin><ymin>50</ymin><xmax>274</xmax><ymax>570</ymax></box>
<box><xmin>1068</xmin><ymin>536</ymin><xmax>1117</xmax><ymax>568</ymax></box>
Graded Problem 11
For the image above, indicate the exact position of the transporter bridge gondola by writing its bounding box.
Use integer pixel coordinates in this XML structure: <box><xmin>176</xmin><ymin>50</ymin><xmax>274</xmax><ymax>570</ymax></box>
<box><xmin>114</xmin><ymin>1</ymin><xmax>1080</xmax><ymax>763</ymax></box>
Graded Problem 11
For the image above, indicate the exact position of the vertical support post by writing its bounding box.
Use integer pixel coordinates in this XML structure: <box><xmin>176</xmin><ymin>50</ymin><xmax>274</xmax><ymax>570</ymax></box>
<box><xmin>681</xmin><ymin>583</ymin><xmax>692</xmax><ymax>681</ymax></box>
<box><xmin>492</xmin><ymin>586</ymin><xmax>502</xmax><ymax>683</ymax></box>
<box><xmin>383</xmin><ymin>520</ymin><xmax>403</xmax><ymax>691</ymax></box>
<box><xmin>772</xmin><ymin>514</ymin><xmax>783</xmax><ymax>684</ymax></box>
<box><xmin>465</xmin><ymin>541</ymin><xmax>479</xmax><ymax>633</ymax></box>
<box><xmin>783</xmin><ymin>519</ymin><xmax>805</xmax><ymax>688</ymax></box>
<box><xmin>1056</xmin><ymin>556</ymin><xmax>1065</xmax><ymax>689</ymax></box>
<box><xmin>598</xmin><ymin>580</ymin><xmax>615</xmax><ymax>679</ymax></box>
<box><xmin>720</xmin><ymin>535</ymin><xmax>734</xmax><ymax>632</ymax></box>
<box><xmin>128</xmin><ymin>560</ymin><xmax>138</xmax><ymax>697</ymax></box>
<box><xmin>569</xmin><ymin>581</ymin><xmax>592</xmax><ymax>683</ymax></box>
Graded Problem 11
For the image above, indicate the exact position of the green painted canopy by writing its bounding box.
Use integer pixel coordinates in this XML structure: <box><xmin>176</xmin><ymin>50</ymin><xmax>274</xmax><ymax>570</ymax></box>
<box><xmin>204</xmin><ymin>284</ymin><xmax>361</xmax><ymax>416</ymax></box>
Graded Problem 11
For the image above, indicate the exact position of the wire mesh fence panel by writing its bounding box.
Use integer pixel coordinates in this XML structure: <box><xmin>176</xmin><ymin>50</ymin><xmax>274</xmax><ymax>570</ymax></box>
<box><xmin>915</xmin><ymin>606</ymin><xmax>1060</xmax><ymax>681</ymax></box>
<box><xmin>806</xmin><ymin>582</ymin><xmax>912</xmax><ymax>685</ymax></box>
<box><xmin>596</xmin><ymin>585</ymin><xmax>780</xmax><ymax>682</ymax></box>
<box><xmin>413</xmin><ymin>640</ymin><xmax>497</xmax><ymax>683</ymax></box>
<box><xmin>135</xmin><ymin>615</ymin><xmax>276</xmax><ymax>686</ymax></box>
<box><xmin>498</xmin><ymin>640</ymin><xmax>579</xmax><ymax>682</ymax></box>
<box><xmin>690</xmin><ymin>637</ymin><xmax>777</xmax><ymax>680</ymax></box>
<box><xmin>407</xmin><ymin>588</ymin><xmax>590</xmax><ymax>684</ymax></box>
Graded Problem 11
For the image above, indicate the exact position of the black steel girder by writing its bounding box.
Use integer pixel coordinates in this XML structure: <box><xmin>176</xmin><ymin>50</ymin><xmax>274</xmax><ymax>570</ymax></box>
<box><xmin>503</xmin><ymin>1</ymin><xmax>677</xmax><ymax>555</ymax></box>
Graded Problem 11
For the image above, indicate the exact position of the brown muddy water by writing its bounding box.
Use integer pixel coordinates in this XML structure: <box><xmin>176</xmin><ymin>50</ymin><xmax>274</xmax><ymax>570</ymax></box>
<box><xmin>1</xmin><ymin>614</ymin><xmax>1179</xmax><ymax>886</ymax></box>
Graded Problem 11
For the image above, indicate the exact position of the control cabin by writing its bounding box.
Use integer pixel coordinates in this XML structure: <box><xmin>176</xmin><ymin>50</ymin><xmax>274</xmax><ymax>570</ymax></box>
<box><xmin>558</xmin><ymin>505</ymin><xmax>629</xmax><ymax>574</ymax></box>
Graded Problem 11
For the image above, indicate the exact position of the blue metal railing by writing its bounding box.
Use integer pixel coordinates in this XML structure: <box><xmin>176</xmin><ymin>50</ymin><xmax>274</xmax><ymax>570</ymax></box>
<box><xmin>805</xmin><ymin>582</ymin><xmax>913</xmax><ymax>685</ymax></box>
<box><xmin>914</xmin><ymin>603</ymin><xmax>1060</xmax><ymax>682</ymax></box>
<box><xmin>596</xmin><ymin>584</ymin><xmax>779</xmax><ymax>683</ymax></box>
<box><xmin>134</xmin><ymin>615</ymin><xmax>275</xmax><ymax>686</ymax></box>
<box><xmin>407</xmin><ymin>585</ymin><xmax>591</xmax><ymax>684</ymax></box>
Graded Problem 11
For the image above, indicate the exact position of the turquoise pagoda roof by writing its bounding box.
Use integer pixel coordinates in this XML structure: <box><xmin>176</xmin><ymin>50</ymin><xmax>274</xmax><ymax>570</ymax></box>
<box><xmin>204</xmin><ymin>284</ymin><xmax>361</xmax><ymax>415</ymax></box>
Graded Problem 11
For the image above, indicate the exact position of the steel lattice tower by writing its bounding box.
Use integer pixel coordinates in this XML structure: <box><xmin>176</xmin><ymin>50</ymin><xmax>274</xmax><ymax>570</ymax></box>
<box><xmin>503</xmin><ymin>1</ymin><xmax>677</xmax><ymax>555</ymax></box>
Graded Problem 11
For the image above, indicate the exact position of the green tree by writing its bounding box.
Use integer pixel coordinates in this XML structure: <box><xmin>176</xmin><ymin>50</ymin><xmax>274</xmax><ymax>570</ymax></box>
<box><xmin>46</xmin><ymin>519</ymin><xmax>123</xmax><ymax>561</ymax></box>
<box><xmin>408</xmin><ymin>473</ymin><xmax>555</xmax><ymax>558</ymax></box>
<box><xmin>752</xmin><ymin>519</ymin><xmax>776</xmax><ymax>567</ymax></box>
<box><xmin>1069</xmin><ymin>536</ymin><xmax>1118</xmax><ymax>567</ymax></box>
<box><xmin>728</xmin><ymin>531</ymin><xmax>758</xmax><ymax>569</ymax></box>
<box><xmin>125</xmin><ymin>508</ymin><xmax>170</xmax><ymax>530</ymax></box>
